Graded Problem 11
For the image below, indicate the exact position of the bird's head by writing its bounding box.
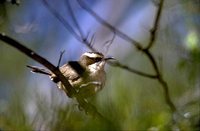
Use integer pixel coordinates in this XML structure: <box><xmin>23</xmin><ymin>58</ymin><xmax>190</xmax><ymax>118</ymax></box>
<box><xmin>79</xmin><ymin>52</ymin><xmax>114</xmax><ymax>72</ymax></box>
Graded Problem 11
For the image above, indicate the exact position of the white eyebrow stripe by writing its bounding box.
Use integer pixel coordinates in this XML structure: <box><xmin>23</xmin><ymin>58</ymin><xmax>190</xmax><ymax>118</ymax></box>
<box><xmin>83</xmin><ymin>52</ymin><xmax>102</xmax><ymax>58</ymax></box>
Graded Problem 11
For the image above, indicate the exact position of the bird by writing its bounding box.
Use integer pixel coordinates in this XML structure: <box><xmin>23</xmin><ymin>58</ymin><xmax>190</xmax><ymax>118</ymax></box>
<box><xmin>27</xmin><ymin>52</ymin><xmax>114</xmax><ymax>98</ymax></box>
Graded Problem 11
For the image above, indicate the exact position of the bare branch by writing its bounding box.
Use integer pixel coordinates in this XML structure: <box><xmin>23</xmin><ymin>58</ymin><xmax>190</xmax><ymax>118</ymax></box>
<box><xmin>0</xmin><ymin>32</ymin><xmax>75</xmax><ymax>97</ymax></box>
<box><xmin>64</xmin><ymin>0</ymin><xmax>85</xmax><ymax>39</ymax></box>
<box><xmin>103</xmin><ymin>32</ymin><xmax>115</xmax><ymax>54</ymax></box>
<box><xmin>0</xmin><ymin>32</ymin><xmax>107</xmax><ymax>120</ymax></box>
<box><xmin>81</xmin><ymin>32</ymin><xmax>98</xmax><ymax>52</ymax></box>
<box><xmin>158</xmin><ymin>77</ymin><xmax>176</xmax><ymax>112</ymax></box>
<box><xmin>57</xmin><ymin>50</ymin><xmax>65</xmax><ymax>67</ymax></box>
<box><xmin>87</xmin><ymin>33</ymin><xmax>96</xmax><ymax>49</ymax></box>
<box><xmin>109</xmin><ymin>61</ymin><xmax>157</xmax><ymax>79</ymax></box>
<box><xmin>26</xmin><ymin>65</ymin><xmax>51</xmax><ymax>75</ymax></box>
<box><xmin>145</xmin><ymin>0</ymin><xmax>164</xmax><ymax>49</ymax></box>
<box><xmin>144</xmin><ymin>50</ymin><xmax>176</xmax><ymax>111</ymax></box>
<box><xmin>42</xmin><ymin>0</ymin><xmax>82</xmax><ymax>42</ymax></box>
<box><xmin>142</xmin><ymin>0</ymin><xmax>176</xmax><ymax>112</ymax></box>
<box><xmin>76</xmin><ymin>0</ymin><xmax>142</xmax><ymax>50</ymax></box>
<box><xmin>42</xmin><ymin>0</ymin><xmax>97</xmax><ymax>51</ymax></box>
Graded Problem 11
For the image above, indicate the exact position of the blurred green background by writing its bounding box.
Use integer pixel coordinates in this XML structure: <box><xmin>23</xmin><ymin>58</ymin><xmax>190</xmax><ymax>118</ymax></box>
<box><xmin>0</xmin><ymin>0</ymin><xmax>199</xmax><ymax>130</ymax></box>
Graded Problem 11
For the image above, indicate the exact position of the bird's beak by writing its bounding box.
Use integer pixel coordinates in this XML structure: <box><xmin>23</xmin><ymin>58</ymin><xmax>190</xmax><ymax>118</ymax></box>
<box><xmin>104</xmin><ymin>56</ymin><xmax>115</xmax><ymax>61</ymax></box>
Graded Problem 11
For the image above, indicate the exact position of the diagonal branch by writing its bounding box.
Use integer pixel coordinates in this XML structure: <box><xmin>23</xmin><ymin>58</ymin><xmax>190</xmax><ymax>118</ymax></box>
<box><xmin>109</xmin><ymin>61</ymin><xmax>157</xmax><ymax>79</ymax></box>
<box><xmin>64</xmin><ymin>0</ymin><xmax>85</xmax><ymax>39</ymax></box>
<box><xmin>0</xmin><ymin>32</ymin><xmax>75</xmax><ymax>97</ymax></box>
<box><xmin>76</xmin><ymin>0</ymin><xmax>142</xmax><ymax>50</ymax></box>
<box><xmin>144</xmin><ymin>49</ymin><xmax>176</xmax><ymax>112</ymax></box>
<box><xmin>145</xmin><ymin>0</ymin><xmax>164</xmax><ymax>49</ymax></box>
<box><xmin>0</xmin><ymin>32</ymin><xmax>108</xmax><ymax>121</ymax></box>
<box><xmin>42</xmin><ymin>0</ymin><xmax>82</xmax><ymax>42</ymax></box>
<box><xmin>142</xmin><ymin>0</ymin><xmax>176</xmax><ymax>112</ymax></box>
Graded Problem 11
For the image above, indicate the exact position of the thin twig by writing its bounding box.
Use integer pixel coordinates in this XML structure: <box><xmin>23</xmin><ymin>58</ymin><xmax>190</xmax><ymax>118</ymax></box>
<box><xmin>26</xmin><ymin>65</ymin><xmax>51</xmax><ymax>75</ymax></box>
<box><xmin>64</xmin><ymin>0</ymin><xmax>99</xmax><ymax>51</ymax></box>
<box><xmin>42</xmin><ymin>0</ymin><xmax>95</xmax><ymax>51</ymax></box>
<box><xmin>109</xmin><ymin>61</ymin><xmax>157</xmax><ymax>79</ymax></box>
<box><xmin>76</xmin><ymin>0</ymin><xmax>142</xmax><ymax>50</ymax></box>
<box><xmin>145</xmin><ymin>0</ymin><xmax>164</xmax><ymax>49</ymax></box>
<box><xmin>57</xmin><ymin>50</ymin><xmax>65</xmax><ymax>67</ymax></box>
<box><xmin>89</xmin><ymin>33</ymin><xmax>96</xmax><ymax>48</ymax></box>
<box><xmin>64</xmin><ymin>0</ymin><xmax>85</xmax><ymax>39</ymax></box>
<box><xmin>42</xmin><ymin>0</ymin><xmax>82</xmax><ymax>42</ymax></box>
<box><xmin>103</xmin><ymin>32</ymin><xmax>115</xmax><ymax>54</ymax></box>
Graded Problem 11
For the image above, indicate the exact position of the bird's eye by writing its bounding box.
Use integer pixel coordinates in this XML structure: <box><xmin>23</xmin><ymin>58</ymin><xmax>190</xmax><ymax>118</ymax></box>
<box><xmin>86</xmin><ymin>56</ymin><xmax>102</xmax><ymax>64</ymax></box>
<box><xmin>94</xmin><ymin>58</ymin><xmax>102</xmax><ymax>62</ymax></box>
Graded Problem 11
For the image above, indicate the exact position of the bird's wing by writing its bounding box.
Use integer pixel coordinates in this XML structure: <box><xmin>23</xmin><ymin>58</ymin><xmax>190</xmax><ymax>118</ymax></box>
<box><xmin>59</xmin><ymin>63</ymin><xmax>81</xmax><ymax>81</ymax></box>
<box><xmin>50</xmin><ymin>61</ymin><xmax>86</xmax><ymax>84</ymax></box>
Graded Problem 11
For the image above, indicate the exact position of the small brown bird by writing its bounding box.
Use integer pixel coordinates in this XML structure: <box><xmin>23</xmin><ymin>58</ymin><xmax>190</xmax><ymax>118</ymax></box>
<box><xmin>27</xmin><ymin>52</ymin><xmax>114</xmax><ymax>98</ymax></box>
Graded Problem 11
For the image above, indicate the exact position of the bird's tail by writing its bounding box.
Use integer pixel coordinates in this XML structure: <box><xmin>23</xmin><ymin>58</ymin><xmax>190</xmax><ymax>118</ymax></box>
<box><xmin>26</xmin><ymin>65</ymin><xmax>51</xmax><ymax>76</ymax></box>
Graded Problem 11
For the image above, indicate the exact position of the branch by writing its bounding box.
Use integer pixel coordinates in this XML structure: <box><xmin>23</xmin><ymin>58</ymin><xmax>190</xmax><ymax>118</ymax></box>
<box><xmin>42</xmin><ymin>0</ymin><xmax>97</xmax><ymax>51</ymax></box>
<box><xmin>142</xmin><ymin>0</ymin><xmax>176</xmax><ymax>112</ymax></box>
<box><xmin>144</xmin><ymin>49</ymin><xmax>176</xmax><ymax>112</ymax></box>
<box><xmin>109</xmin><ymin>61</ymin><xmax>157</xmax><ymax>79</ymax></box>
<box><xmin>64</xmin><ymin>0</ymin><xmax>85</xmax><ymax>39</ymax></box>
<box><xmin>145</xmin><ymin>0</ymin><xmax>164</xmax><ymax>49</ymax></box>
<box><xmin>76</xmin><ymin>0</ymin><xmax>142</xmax><ymax>50</ymax></box>
<box><xmin>0</xmin><ymin>32</ymin><xmax>75</xmax><ymax>97</ymax></box>
<box><xmin>42</xmin><ymin>0</ymin><xmax>82</xmax><ymax>42</ymax></box>
<box><xmin>0</xmin><ymin>32</ymin><xmax>107</xmax><ymax>120</ymax></box>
